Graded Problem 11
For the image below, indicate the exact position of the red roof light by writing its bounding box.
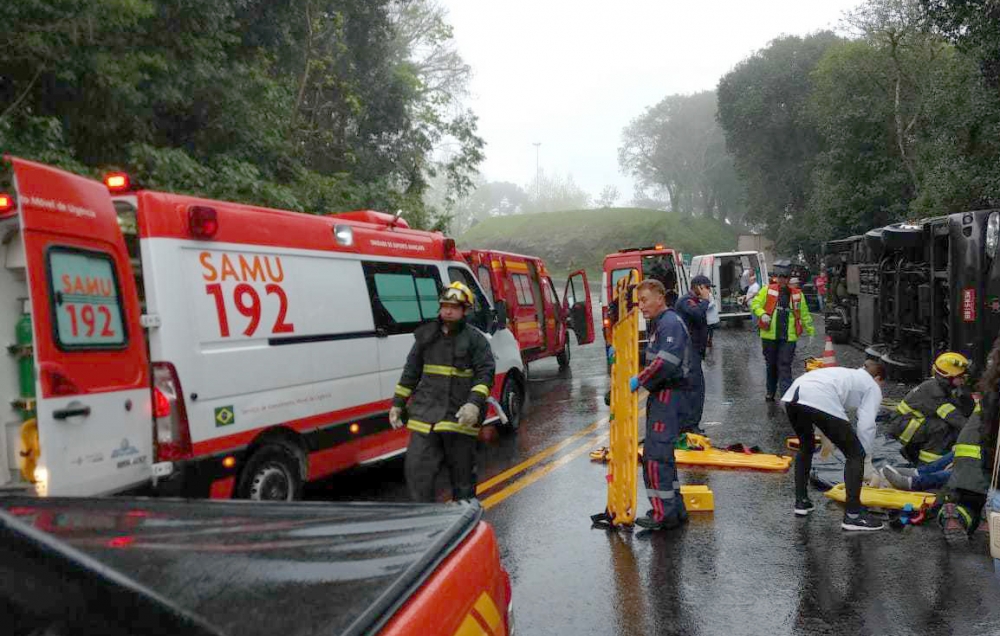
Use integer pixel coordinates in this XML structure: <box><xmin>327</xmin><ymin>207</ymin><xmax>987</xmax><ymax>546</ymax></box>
<box><xmin>188</xmin><ymin>206</ymin><xmax>218</xmax><ymax>239</ymax></box>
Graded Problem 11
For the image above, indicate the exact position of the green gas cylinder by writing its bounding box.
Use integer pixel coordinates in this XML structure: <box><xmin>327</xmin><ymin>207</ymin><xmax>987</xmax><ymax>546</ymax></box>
<box><xmin>15</xmin><ymin>299</ymin><xmax>35</xmax><ymax>418</ymax></box>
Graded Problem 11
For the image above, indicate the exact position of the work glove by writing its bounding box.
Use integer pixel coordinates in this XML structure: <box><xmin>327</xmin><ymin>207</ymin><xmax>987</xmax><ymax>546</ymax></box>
<box><xmin>628</xmin><ymin>376</ymin><xmax>640</xmax><ymax>393</ymax></box>
<box><xmin>760</xmin><ymin>313</ymin><xmax>771</xmax><ymax>326</ymax></box>
<box><xmin>862</xmin><ymin>457</ymin><xmax>877</xmax><ymax>485</ymax></box>
<box><xmin>456</xmin><ymin>403</ymin><xmax>481</xmax><ymax>427</ymax></box>
<box><xmin>818</xmin><ymin>432</ymin><xmax>835</xmax><ymax>459</ymax></box>
<box><xmin>389</xmin><ymin>406</ymin><xmax>404</xmax><ymax>430</ymax></box>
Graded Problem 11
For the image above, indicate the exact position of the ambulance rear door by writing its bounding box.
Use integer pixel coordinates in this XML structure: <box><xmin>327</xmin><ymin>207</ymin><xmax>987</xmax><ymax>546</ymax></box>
<box><xmin>562</xmin><ymin>270</ymin><xmax>595</xmax><ymax>345</ymax></box>
<box><xmin>9</xmin><ymin>157</ymin><xmax>151</xmax><ymax>496</ymax></box>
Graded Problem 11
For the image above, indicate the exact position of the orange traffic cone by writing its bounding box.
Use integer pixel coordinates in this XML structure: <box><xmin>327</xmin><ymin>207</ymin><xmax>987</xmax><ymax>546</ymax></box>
<box><xmin>822</xmin><ymin>336</ymin><xmax>838</xmax><ymax>367</ymax></box>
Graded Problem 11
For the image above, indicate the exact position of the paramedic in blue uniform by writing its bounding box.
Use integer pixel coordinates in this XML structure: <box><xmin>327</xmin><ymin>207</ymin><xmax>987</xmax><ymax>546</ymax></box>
<box><xmin>675</xmin><ymin>275</ymin><xmax>712</xmax><ymax>434</ymax></box>
<box><xmin>630</xmin><ymin>279</ymin><xmax>693</xmax><ymax>530</ymax></box>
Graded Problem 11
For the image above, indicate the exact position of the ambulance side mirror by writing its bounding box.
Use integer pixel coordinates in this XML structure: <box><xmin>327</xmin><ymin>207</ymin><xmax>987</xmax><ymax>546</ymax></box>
<box><xmin>493</xmin><ymin>301</ymin><xmax>508</xmax><ymax>332</ymax></box>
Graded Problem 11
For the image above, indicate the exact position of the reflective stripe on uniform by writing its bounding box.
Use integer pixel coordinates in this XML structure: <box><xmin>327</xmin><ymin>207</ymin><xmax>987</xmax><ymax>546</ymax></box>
<box><xmin>918</xmin><ymin>450</ymin><xmax>943</xmax><ymax>463</ymax></box>
<box><xmin>407</xmin><ymin>420</ymin><xmax>433</xmax><ymax>434</ymax></box>
<box><xmin>471</xmin><ymin>384</ymin><xmax>490</xmax><ymax>396</ymax></box>
<box><xmin>955</xmin><ymin>504</ymin><xmax>974</xmax><ymax>528</ymax></box>
<box><xmin>896</xmin><ymin>401</ymin><xmax>925</xmax><ymax>444</ymax></box>
<box><xmin>433</xmin><ymin>421</ymin><xmax>480</xmax><ymax>437</ymax></box>
<box><xmin>646</xmin><ymin>488</ymin><xmax>676</xmax><ymax>500</ymax></box>
<box><xmin>394</xmin><ymin>385</ymin><xmax>412</xmax><ymax>398</ymax></box>
<box><xmin>954</xmin><ymin>443</ymin><xmax>982</xmax><ymax>460</ymax></box>
<box><xmin>423</xmin><ymin>364</ymin><xmax>473</xmax><ymax>378</ymax></box>
<box><xmin>656</xmin><ymin>350</ymin><xmax>681</xmax><ymax>365</ymax></box>
<box><xmin>936</xmin><ymin>403</ymin><xmax>956</xmax><ymax>419</ymax></box>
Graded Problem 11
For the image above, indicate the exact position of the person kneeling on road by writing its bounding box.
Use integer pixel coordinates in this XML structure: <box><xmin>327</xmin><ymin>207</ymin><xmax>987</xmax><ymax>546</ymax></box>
<box><xmin>937</xmin><ymin>337</ymin><xmax>1000</xmax><ymax>541</ymax></box>
<box><xmin>782</xmin><ymin>360</ymin><xmax>887</xmax><ymax>531</ymax></box>
<box><xmin>629</xmin><ymin>279</ymin><xmax>695</xmax><ymax>531</ymax></box>
<box><xmin>885</xmin><ymin>351</ymin><xmax>975</xmax><ymax>467</ymax></box>
<box><xmin>390</xmin><ymin>282</ymin><xmax>496</xmax><ymax>503</ymax></box>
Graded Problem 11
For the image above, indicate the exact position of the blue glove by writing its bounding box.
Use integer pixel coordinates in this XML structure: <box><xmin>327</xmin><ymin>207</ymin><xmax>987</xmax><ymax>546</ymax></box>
<box><xmin>629</xmin><ymin>376</ymin><xmax>640</xmax><ymax>392</ymax></box>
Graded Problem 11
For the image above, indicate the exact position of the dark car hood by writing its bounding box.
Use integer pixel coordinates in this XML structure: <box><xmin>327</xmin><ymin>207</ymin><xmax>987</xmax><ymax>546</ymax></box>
<box><xmin>1</xmin><ymin>497</ymin><xmax>482</xmax><ymax>636</ymax></box>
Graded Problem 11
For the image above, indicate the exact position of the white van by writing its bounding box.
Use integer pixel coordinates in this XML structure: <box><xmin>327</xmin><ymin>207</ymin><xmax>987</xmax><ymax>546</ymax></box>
<box><xmin>689</xmin><ymin>251</ymin><xmax>769</xmax><ymax>321</ymax></box>
<box><xmin>0</xmin><ymin>157</ymin><xmax>524</xmax><ymax>500</ymax></box>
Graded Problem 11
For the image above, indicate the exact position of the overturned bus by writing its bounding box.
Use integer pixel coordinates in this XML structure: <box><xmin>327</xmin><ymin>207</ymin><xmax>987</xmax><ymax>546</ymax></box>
<box><xmin>823</xmin><ymin>210</ymin><xmax>1000</xmax><ymax>380</ymax></box>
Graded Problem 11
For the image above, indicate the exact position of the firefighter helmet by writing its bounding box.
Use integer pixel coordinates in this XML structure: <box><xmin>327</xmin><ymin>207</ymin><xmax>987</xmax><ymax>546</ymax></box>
<box><xmin>440</xmin><ymin>281</ymin><xmax>474</xmax><ymax>307</ymax></box>
<box><xmin>933</xmin><ymin>352</ymin><xmax>970</xmax><ymax>378</ymax></box>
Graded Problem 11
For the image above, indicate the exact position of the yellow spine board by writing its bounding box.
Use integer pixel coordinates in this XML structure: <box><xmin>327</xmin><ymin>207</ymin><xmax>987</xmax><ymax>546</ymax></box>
<box><xmin>674</xmin><ymin>448</ymin><xmax>792</xmax><ymax>472</ymax></box>
<box><xmin>606</xmin><ymin>272</ymin><xmax>640</xmax><ymax>526</ymax></box>
<box><xmin>823</xmin><ymin>483</ymin><xmax>937</xmax><ymax>510</ymax></box>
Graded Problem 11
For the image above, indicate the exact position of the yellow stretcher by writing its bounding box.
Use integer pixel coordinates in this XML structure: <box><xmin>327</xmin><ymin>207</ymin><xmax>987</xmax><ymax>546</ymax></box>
<box><xmin>596</xmin><ymin>271</ymin><xmax>641</xmax><ymax>527</ymax></box>
<box><xmin>824</xmin><ymin>483</ymin><xmax>937</xmax><ymax>510</ymax></box>
<box><xmin>674</xmin><ymin>448</ymin><xmax>792</xmax><ymax>472</ymax></box>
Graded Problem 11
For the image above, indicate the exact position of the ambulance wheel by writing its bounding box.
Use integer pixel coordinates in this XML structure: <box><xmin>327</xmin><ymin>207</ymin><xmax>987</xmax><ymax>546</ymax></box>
<box><xmin>501</xmin><ymin>376</ymin><xmax>525</xmax><ymax>430</ymax></box>
<box><xmin>237</xmin><ymin>445</ymin><xmax>303</xmax><ymax>501</ymax></box>
<box><xmin>556</xmin><ymin>344</ymin><xmax>571</xmax><ymax>369</ymax></box>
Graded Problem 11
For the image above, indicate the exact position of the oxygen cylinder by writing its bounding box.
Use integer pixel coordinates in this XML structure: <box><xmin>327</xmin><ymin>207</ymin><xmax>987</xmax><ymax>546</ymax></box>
<box><xmin>15</xmin><ymin>298</ymin><xmax>35</xmax><ymax>419</ymax></box>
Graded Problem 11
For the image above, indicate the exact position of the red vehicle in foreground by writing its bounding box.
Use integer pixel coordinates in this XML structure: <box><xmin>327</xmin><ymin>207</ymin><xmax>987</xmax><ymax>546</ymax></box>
<box><xmin>2</xmin><ymin>497</ymin><xmax>513</xmax><ymax>636</ymax></box>
<box><xmin>463</xmin><ymin>249</ymin><xmax>595</xmax><ymax>369</ymax></box>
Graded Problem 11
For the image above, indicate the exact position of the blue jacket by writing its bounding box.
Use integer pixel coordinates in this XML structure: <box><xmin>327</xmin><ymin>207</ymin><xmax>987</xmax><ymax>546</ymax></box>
<box><xmin>675</xmin><ymin>292</ymin><xmax>709</xmax><ymax>358</ymax></box>
<box><xmin>638</xmin><ymin>308</ymin><xmax>693</xmax><ymax>392</ymax></box>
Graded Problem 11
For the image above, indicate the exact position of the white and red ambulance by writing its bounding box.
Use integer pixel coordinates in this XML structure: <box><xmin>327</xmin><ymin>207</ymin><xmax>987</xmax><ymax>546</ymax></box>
<box><xmin>0</xmin><ymin>157</ymin><xmax>525</xmax><ymax>500</ymax></box>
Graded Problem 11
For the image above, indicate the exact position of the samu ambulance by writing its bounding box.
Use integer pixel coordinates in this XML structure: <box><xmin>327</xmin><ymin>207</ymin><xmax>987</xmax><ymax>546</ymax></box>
<box><xmin>0</xmin><ymin>157</ymin><xmax>525</xmax><ymax>500</ymax></box>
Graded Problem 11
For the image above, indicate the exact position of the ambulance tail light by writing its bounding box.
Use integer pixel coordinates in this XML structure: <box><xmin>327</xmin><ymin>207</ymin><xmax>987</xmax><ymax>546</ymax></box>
<box><xmin>104</xmin><ymin>172</ymin><xmax>131</xmax><ymax>193</ymax></box>
<box><xmin>188</xmin><ymin>206</ymin><xmax>219</xmax><ymax>239</ymax></box>
<box><xmin>0</xmin><ymin>192</ymin><xmax>14</xmax><ymax>218</ymax></box>
<box><xmin>152</xmin><ymin>362</ymin><xmax>192</xmax><ymax>462</ymax></box>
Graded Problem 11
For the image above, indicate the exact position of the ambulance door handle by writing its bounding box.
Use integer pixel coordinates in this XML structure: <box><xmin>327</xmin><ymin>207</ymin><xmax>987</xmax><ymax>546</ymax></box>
<box><xmin>376</xmin><ymin>328</ymin><xmax>388</xmax><ymax>338</ymax></box>
<box><xmin>53</xmin><ymin>404</ymin><xmax>92</xmax><ymax>420</ymax></box>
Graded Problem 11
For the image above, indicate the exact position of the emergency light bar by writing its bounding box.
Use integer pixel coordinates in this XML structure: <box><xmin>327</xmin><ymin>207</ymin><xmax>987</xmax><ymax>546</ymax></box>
<box><xmin>104</xmin><ymin>172</ymin><xmax>131</xmax><ymax>193</ymax></box>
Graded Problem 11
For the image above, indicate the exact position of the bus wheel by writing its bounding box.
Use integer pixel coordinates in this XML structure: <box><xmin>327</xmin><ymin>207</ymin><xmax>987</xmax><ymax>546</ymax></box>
<box><xmin>238</xmin><ymin>445</ymin><xmax>303</xmax><ymax>501</ymax></box>
<box><xmin>501</xmin><ymin>376</ymin><xmax>525</xmax><ymax>430</ymax></box>
<box><xmin>556</xmin><ymin>344</ymin><xmax>571</xmax><ymax>369</ymax></box>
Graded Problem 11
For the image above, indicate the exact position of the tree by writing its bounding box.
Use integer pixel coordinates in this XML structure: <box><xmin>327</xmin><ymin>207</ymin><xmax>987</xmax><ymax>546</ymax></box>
<box><xmin>924</xmin><ymin>0</ymin><xmax>1000</xmax><ymax>86</ymax></box>
<box><xmin>524</xmin><ymin>170</ymin><xmax>590</xmax><ymax>213</ymax></box>
<box><xmin>619</xmin><ymin>90</ymin><xmax>744</xmax><ymax>221</ymax></box>
<box><xmin>597</xmin><ymin>185</ymin><xmax>621</xmax><ymax>208</ymax></box>
<box><xmin>716</xmin><ymin>32</ymin><xmax>843</xmax><ymax>243</ymax></box>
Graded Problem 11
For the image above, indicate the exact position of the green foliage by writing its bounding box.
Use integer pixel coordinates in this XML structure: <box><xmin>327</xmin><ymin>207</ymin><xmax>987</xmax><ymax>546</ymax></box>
<box><xmin>620</xmin><ymin>90</ymin><xmax>744</xmax><ymax>222</ymax></box>
<box><xmin>458</xmin><ymin>208</ymin><xmax>739</xmax><ymax>278</ymax></box>
<box><xmin>716</xmin><ymin>6</ymin><xmax>1000</xmax><ymax>255</ymax></box>
<box><xmin>924</xmin><ymin>0</ymin><xmax>1000</xmax><ymax>86</ymax></box>
<box><xmin>0</xmin><ymin>0</ymin><xmax>481</xmax><ymax>229</ymax></box>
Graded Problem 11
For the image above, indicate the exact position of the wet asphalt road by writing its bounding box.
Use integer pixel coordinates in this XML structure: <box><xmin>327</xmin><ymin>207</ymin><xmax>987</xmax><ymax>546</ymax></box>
<box><xmin>310</xmin><ymin>302</ymin><xmax>1000</xmax><ymax>635</ymax></box>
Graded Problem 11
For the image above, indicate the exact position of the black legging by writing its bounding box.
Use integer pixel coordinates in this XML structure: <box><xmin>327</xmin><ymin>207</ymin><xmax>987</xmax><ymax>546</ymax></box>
<box><xmin>785</xmin><ymin>399</ymin><xmax>866</xmax><ymax>514</ymax></box>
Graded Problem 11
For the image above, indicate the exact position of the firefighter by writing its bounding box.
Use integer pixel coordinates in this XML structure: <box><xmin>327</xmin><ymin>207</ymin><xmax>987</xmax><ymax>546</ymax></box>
<box><xmin>676</xmin><ymin>274</ymin><xmax>712</xmax><ymax>434</ymax></box>
<box><xmin>390</xmin><ymin>282</ymin><xmax>496</xmax><ymax>502</ymax></box>
<box><xmin>751</xmin><ymin>259</ymin><xmax>815</xmax><ymax>401</ymax></box>
<box><xmin>938</xmin><ymin>339</ymin><xmax>1000</xmax><ymax>541</ymax></box>
<box><xmin>886</xmin><ymin>352</ymin><xmax>973</xmax><ymax>466</ymax></box>
<box><xmin>629</xmin><ymin>279</ymin><xmax>693</xmax><ymax>531</ymax></box>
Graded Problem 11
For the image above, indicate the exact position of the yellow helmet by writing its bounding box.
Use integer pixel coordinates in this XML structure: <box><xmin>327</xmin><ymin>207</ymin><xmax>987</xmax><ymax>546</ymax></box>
<box><xmin>933</xmin><ymin>352</ymin><xmax>970</xmax><ymax>378</ymax></box>
<box><xmin>440</xmin><ymin>281</ymin><xmax>474</xmax><ymax>307</ymax></box>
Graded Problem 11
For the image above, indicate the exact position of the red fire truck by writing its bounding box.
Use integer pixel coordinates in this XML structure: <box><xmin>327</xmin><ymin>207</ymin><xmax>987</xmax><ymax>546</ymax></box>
<box><xmin>463</xmin><ymin>249</ymin><xmax>595</xmax><ymax>370</ymax></box>
<box><xmin>0</xmin><ymin>157</ymin><xmax>525</xmax><ymax>500</ymax></box>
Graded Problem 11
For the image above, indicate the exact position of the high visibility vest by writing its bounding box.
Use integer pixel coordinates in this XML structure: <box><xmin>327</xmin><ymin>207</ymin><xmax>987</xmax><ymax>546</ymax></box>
<box><xmin>757</xmin><ymin>284</ymin><xmax>804</xmax><ymax>336</ymax></box>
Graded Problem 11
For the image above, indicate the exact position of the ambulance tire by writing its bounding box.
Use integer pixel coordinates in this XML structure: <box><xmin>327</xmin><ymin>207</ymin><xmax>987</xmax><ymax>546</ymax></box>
<box><xmin>237</xmin><ymin>444</ymin><xmax>303</xmax><ymax>502</ymax></box>
<box><xmin>556</xmin><ymin>344</ymin><xmax>571</xmax><ymax>369</ymax></box>
<box><xmin>501</xmin><ymin>376</ymin><xmax>525</xmax><ymax>431</ymax></box>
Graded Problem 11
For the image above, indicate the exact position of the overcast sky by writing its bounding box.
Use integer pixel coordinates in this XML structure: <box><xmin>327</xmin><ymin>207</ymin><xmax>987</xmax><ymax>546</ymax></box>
<box><xmin>440</xmin><ymin>0</ymin><xmax>861</xmax><ymax>203</ymax></box>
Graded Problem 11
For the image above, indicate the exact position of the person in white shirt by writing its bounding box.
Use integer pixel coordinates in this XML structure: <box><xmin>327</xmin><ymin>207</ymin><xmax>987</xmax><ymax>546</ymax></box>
<box><xmin>743</xmin><ymin>271</ymin><xmax>761</xmax><ymax>311</ymax></box>
<box><xmin>782</xmin><ymin>361</ymin><xmax>887</xmax><ymax>531</ymax></box>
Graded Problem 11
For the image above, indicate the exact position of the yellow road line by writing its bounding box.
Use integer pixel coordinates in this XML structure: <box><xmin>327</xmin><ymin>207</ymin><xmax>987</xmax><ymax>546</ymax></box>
<box><xmin>483</xmin><ymin>431</ymin><xmax>610</xmax><ymax>510</ymax></box>
<box><xmin>476</xmin><ymin>417</ymin><xmax>607</xmax><ymax>495</ymax></box>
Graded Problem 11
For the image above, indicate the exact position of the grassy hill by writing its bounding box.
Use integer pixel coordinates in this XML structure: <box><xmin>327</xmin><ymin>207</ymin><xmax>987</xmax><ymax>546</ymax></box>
<box><xmin>458</xmin><ymin>208</ymin><xmax>740</xmax><ymax>277</ymax></box>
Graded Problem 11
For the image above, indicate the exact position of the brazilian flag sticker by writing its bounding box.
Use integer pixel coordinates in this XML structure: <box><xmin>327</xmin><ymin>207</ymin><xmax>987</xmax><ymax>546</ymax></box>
<box><xmin>215</xmin><ymin>406</ymin><xmax>236</xmax><ymax>427</ymax></box>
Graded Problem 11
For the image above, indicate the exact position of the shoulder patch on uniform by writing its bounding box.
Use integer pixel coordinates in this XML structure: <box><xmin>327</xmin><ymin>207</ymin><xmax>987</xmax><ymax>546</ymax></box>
<box><xmin>666</xmin><ymin>337</ymin><xmax>674</xmax><ymax>343</ymax></box>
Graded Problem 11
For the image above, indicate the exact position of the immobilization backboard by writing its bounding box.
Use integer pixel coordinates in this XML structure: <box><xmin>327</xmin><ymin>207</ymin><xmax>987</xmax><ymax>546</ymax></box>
<box><xmin>598</xmin><ymin>271</ymin><xmax>640</xmax><ymax>527</ymax></box>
